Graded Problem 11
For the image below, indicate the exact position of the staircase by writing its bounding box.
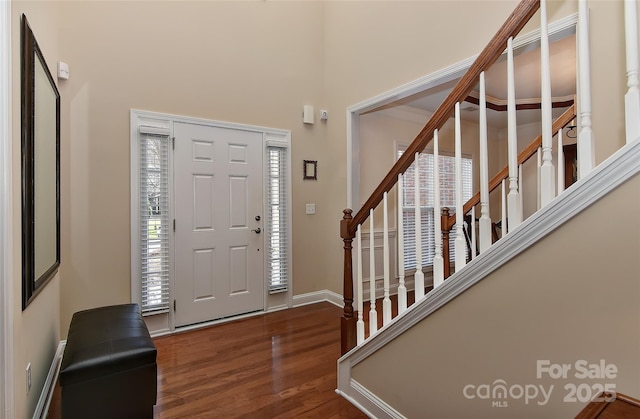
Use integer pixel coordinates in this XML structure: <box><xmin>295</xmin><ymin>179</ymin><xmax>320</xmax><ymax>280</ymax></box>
<box><xmin>336</xmin><ymin>0</ymin><xmax>640</xmax><ymax>417</ymax></box>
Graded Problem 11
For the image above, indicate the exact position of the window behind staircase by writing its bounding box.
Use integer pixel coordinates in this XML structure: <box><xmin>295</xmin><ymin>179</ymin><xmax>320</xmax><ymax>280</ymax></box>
<box><xmin>397</xmin><ymin>146</ymin><xmax>472</xmax><ymax>271</ymax></box>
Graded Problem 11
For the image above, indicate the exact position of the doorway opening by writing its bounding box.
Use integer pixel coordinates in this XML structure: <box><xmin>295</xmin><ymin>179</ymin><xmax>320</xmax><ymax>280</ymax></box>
<box><xmin>130</xmin><ymin>110</ymin><xmax>292</xmax><ymax>334</ymax></box>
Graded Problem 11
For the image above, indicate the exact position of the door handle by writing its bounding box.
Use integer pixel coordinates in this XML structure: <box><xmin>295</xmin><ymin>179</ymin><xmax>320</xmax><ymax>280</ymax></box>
<box><xmin>252</xmin><ymin>228</ymin><xmax>262</xmax><ymax>234</ymax></box>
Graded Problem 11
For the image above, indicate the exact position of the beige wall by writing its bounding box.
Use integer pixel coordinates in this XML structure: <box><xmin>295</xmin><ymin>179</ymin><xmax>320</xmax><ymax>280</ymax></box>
<box><xmin>6</xmin><ymin>1</ymin><xmax>635</xmax><ymax>415</ymax></box>
<box><xmin>352</xmin><ymin>172</ymin><xmax>640</xmax><ymax>418</ymax></box>
<box><xmin>11</xmin><ymin>2</ymin><xmax>62</xmax><ymax>418</ymax></box>
<box><xmin>57</xmin><ymin>1</ymin><xmax>326</xmax><ymax>331</ymax></box>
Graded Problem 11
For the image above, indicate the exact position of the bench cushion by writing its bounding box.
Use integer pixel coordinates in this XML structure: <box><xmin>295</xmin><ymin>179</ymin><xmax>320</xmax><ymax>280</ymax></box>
<box><xmin>60</xmin><ymin>304</ymin><xmax>157</xmax><ymax>386</ymax></box>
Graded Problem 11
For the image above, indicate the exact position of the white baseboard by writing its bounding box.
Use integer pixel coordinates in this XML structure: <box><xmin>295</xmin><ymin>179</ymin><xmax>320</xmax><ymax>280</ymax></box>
<box><xmin>149</xmin><ymin>328</ymin><xmax>173</xmax><ymax>338</ymax></box>
<box><xmin>336</xmin><ymin>379</ymin><xmax>406</xmax><ymax>419</ymax></box>
<box><xmin>265</xmin><ymin>304</ymin><xmax>289</xmax><ymax>313</ymax></box>
<box><xmin>292</xmin><ymin>290</ymin><xmax>343</xmax><ymax>308</ymax></box>
<box><xmin>151</xmin><ymin>293</ymin><xmax>342</xmax><ymax>338</ymax></box>
<box><xmin>172</xmin><ymin>309</ymin><xmax>266</xmax><ymax>336</ymax></box>
<box><xmin>34</xmin><ymin>340</ymin><xmax>66</xmax><ymax>419</ymax></box>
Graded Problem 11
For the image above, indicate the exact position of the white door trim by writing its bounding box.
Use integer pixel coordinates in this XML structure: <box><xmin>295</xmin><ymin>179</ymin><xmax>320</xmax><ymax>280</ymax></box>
<box><xmin>132</xmin><ymin>109</ymin><xmax>291</xmax><ymax>138</ymax></box>
<box><xmin>130</xmin><ymin>109</ymin><xmax>292</xmax><ymax>332</ymax></box>
<box><xmin>0</xmin><ymin>0</ymin><xmax>14</xmax><ymax>416</ymax></box>
<box><xmin>345</xmin><ymin>13</ymin><xmax>578</xmax><ymax>211</ymax></box>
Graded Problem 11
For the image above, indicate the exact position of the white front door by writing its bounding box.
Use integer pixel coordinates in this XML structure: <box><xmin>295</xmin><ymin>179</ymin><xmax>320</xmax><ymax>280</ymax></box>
<box><xmin>174</xmin><ymin>122</ymin><xmax>264</xmax><ymax>327</ymax></box>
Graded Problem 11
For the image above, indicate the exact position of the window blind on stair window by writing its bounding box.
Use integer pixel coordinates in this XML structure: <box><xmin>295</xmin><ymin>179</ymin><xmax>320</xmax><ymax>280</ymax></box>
<box><xmin>266</xmin><ymin>145</ymin><xmax>289</xmax><ymax>293</ymax></box>
<box><xmin>139</xmin><ymin>128</ymin><xmax>171</xmax><ymax>313</ymax></box>
<box><xmin>398</xmin><ymin>146</ymin><xmax>472</xmax><ymax>271</ymax></box>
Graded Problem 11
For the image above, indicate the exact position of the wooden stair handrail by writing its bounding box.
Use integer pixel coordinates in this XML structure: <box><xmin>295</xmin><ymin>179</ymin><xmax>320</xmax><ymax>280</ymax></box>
<box><xmin>445</xmin><ymin>104</ymin><xmax>576</xmax><ymax>230</ymax></box>
<box><xmin>343</xmin><ymin>0</ymin><xmax>540</xmax><ymax>239</ymax></box>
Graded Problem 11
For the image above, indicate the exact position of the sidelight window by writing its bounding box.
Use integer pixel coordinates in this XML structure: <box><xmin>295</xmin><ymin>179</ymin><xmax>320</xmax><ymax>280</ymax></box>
<box><xmin>138</xmin><ymin>128</ymin><xmax>171</xmax><ymax>313</ymax></box>
<box><xmin>266</xmin><ymin>144</ymin><xmax>289</xmax><ymax>293</ymax></box>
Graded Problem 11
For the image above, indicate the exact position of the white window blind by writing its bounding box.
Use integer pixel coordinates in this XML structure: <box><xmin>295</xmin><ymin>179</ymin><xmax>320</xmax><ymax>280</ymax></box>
<box><xmin>266</xmin><ymin>146</ymin><xmax>288</xmax><ymax>293</ymax></box>
<box><xmin>139</xmin><ymin>130</ymin><xmax>170</xmax><ymax>313</ymax></box>
<box><xmin>398</xmin><ymin>147</ymin><xmax>472</xmax><ymax>271</ymax></box>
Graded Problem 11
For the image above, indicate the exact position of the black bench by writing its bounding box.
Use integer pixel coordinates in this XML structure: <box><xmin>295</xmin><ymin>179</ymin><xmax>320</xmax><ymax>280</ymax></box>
<box><xmin>60</xmin><ymin>304</ymin><xmax>157</xmax><ymax>419</ymax></box>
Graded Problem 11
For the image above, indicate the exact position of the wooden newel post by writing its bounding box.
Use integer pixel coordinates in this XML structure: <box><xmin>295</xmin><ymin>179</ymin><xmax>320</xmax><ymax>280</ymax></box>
<box><xmin>441</xmin><ymin>207</ymin><xmax>451</xmax><ymax>279</ymax></box>
<box><xmin>340</xmin><ymin>209</ymin><xmax>357</xmax><ymax>355</ymax></box>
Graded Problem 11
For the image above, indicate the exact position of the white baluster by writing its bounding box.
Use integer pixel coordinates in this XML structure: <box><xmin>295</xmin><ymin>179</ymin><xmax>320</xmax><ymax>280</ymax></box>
<box><xmin>397</xmin><ymin>174</ymin><xmax>407</xmax><ymax>313</ymax></box>
<box><xmin>478</xmin><ymin>72</ymin><xmax>492</xmax><ymax>254</ymax></box>
<box><xmin>536</xmin><ymin>147</ymin><xmax>542</xmax><ymax>210</ymax></box>
<box><xmin>501</xmin><ymin>179</ymin><xmax>507</xmax><ymax>236</ymax></box>
<box><xmin>540</xmin><ymin>0</ymin><xmax>556</xmax><ymax>206</ymax></box>
<box><xmin>577</xmin><ymin>0</ymin><xmax>595</xmax><ymax>178</ymax></box>
<box><xmin>382</xmin><ymin>192</ymin><xmax>391</xmax><ymax>325</ymax></box>
<box><xmin>454</xmin><ymin>103</ymin><xmax>467</xmax><ymax>271</ymax></box>
<box><xmin>625</xmin><ymin>0</ymin><xmax>640</xmax><ymax>144</ymax></box>
<box><xmin>507</xmin><ymin>37</ymin><xmax>523</xmax><ymax>229</ymax></box>
<box><xmin>518</xmin><ymin>164</ymin><xmax>524</xmax><ymax>221</ymax></box>
<box><xmin>369</xmin><ymin>210</ymin><xmax>377</xmax><ymax>336</ymax></box>
<box><xmin>414</xmin><ymin>153</ymin><xmax>425</xmax><ymax>300</ymax></box>
<box><xmin>557</xmin><ymin>129</ymin><xmax>565</xmax><ymax>194</ymax></box>
<box><xmin>356</xmin><ymin>225</ymin><xmax>365</xmax><ymax>345</ymax></box>
<box><xmin>470</xmin><ymin>206</ymin><xmax>476</xmax><ymax>259</ymax></box>
<box><xmin>433</xmin><ymin>130</ymin><xmax>444</xmax><ymax>287</ymax></box>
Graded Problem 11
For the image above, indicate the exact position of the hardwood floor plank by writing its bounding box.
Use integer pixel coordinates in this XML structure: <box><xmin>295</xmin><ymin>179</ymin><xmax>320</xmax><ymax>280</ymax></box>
<box><xmin>47</xmin><ymin>302</ymin><xmax>366</xmax><ymax>418</ymax></box>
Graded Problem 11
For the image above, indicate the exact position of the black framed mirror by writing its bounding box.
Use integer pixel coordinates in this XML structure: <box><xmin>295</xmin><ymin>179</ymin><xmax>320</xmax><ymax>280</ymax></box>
<box><xmin>21</xmin><ymin>15</ymin><xmax>60</xmax><ymax>309</ymax></box>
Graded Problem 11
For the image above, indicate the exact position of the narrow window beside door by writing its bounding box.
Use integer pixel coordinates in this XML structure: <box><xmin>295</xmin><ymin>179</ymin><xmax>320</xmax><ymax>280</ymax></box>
<box><xmin>266</xmin><ymin>146</ymin><xmax>288</xmax><ymax>293</ymax></box>
<box><xmin>139</xmin><ymin>131</ymin><xmax>171</xmax><ymax>313</ymax></box>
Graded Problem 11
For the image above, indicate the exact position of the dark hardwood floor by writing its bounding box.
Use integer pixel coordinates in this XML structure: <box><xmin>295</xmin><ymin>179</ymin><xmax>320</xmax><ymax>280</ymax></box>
<box><xmin>46</xmin><ymin>303</ymin><xmax>366</xmax><ymax>418</ymax></box>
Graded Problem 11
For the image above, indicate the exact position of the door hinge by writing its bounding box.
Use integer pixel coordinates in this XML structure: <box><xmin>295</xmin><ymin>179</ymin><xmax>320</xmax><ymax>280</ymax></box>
<box><xmin>172</xmin><ymin>137</ymin><xmax>175</xmax><ymax>149</ymax></box>
<box><xmin>173</xmin><ymin>219</ymin><xmax>176</xmax><ymax>232</ymax></box>
<box><xmin>173</xmin><ymin>300</ymin><xmax>176</xmax><ymax>311</ymax></box>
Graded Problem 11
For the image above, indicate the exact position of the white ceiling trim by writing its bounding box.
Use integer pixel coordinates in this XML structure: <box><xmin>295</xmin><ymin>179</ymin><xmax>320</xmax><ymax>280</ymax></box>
<box><xmin>466</xmin><ymin>90</ymin><xmax>576</xmax><ymax>107</ymax></box>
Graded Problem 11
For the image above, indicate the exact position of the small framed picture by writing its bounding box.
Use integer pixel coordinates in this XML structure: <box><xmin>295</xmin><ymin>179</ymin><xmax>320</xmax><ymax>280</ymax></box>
<box><xmin>303</xmin><ymin>160</ymin><xmax>317</xmax><ymax>180</ymax></box>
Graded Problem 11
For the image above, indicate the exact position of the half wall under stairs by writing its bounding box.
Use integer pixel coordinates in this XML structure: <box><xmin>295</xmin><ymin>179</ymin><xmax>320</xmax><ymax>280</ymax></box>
<box><xmin>337</xmin><ymin>138</ymin><xmax>640</xmax><ymax>418</ymax></box>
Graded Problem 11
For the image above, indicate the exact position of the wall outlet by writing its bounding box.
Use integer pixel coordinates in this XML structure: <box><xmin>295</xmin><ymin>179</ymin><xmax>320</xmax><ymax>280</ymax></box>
<box><xmin>26</xmin><ymin>363</ymin><xmax>31</xmax><ymax>394</ymax></box>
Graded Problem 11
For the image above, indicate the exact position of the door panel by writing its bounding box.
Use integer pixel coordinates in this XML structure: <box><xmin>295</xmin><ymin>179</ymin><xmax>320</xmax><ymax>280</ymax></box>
<box><xmin>229</xmin><ymin>246</ymin><xmax>249</xmax><ymax>294</ymax></box>
<box><xmin>193</xmin><ymin>174</ymin><xmax>214</xmax><ymax>229</ymax></box>
<box><xmin>229</xmin><ymin>176</ymin><xmax>248</xmax><ymax>228</ymax></box>
<box><xmin>174</xmin><ymin>122</ymin><xmax>263</xmax><ymax>327</ymax></box>
<box><xmin>193</xmin><ymin>248</ymin><xmax>215</xmax><ymax>301</ymax></box>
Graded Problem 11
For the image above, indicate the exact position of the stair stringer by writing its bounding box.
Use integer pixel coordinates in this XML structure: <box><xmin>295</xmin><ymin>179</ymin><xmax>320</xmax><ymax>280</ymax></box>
<box><xmin>336</xmin><ymin>137</ymin><xmax>640</xmax><ymax>418</ymax></box>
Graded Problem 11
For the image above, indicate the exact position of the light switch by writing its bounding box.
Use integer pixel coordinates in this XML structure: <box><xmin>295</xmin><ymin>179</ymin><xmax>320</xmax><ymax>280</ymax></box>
<box><xmin>305</xmin><ymin>203</ymin><xmax>316</xmax><ymax>215</ymax></box>
<box><xmin>58</xmin><ymin>61</ymin><xmax>69</xmax><ymax>80</ymax></box>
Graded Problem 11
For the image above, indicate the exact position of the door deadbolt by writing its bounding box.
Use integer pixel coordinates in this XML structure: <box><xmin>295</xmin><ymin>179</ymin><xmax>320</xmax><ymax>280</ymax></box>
<box><xmin>252</xmin><ymin>228</ymin><xmax>262</xmax><ymax>234</ymax></box>
<box><xmin>255</xmin><ymin>215</ymin><xmax>261</xmax><ymax>221</ymax></box>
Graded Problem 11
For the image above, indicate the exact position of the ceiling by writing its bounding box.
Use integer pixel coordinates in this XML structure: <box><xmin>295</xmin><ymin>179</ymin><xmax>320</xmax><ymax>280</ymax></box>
<box><xmin>382</xmin><ymin>34</ymin><xmax>576</xmax><ymax>129</ymax></box>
